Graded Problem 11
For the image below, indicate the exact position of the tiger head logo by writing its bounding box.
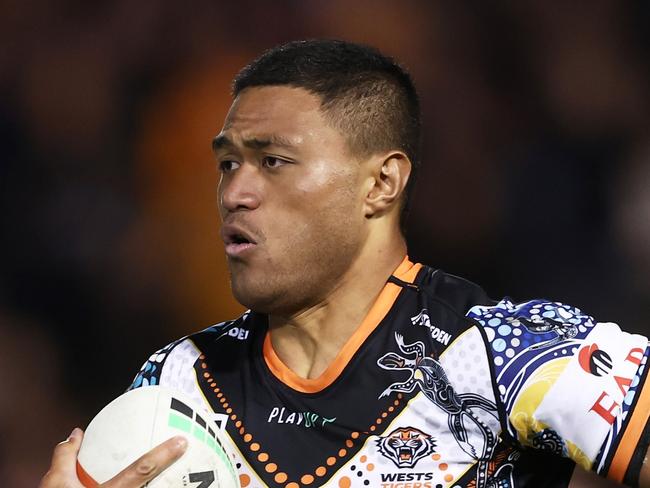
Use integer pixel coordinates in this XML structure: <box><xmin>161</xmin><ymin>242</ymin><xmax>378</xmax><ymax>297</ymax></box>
<box><xmin>376</xmin><ymin>426</ymin><xmax>436</xmax><ymax>468</ymax></box>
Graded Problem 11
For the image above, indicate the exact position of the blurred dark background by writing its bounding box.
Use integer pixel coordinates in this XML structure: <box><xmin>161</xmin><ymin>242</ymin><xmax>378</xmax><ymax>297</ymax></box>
<box><xmin>1</xmin><ymin>1</ymin><xmax>649</xmax><ymax>485</ymax></box>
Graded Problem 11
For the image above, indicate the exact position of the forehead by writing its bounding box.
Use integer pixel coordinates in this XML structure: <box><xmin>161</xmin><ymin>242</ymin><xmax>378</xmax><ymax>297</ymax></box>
<box><xmin>221</xmin><ymin>86</ymin><xmax>326</xmax><ymax>141</ymax></box>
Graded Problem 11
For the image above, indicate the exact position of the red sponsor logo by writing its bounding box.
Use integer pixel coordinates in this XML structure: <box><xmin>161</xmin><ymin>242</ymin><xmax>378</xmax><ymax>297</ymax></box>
<box><xmin>578</xmin><ymin>344</ymin><xmax>613</xmax><ymax>377</ymax></box>
<box><xmin>589</xmin><ymin>347</ymin><xmax>644</xmax><ymax>424</ymax></box>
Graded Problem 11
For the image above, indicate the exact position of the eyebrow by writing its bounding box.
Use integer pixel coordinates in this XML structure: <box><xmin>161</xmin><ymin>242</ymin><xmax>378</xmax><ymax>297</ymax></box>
<box><xmin>211</xmin><ymin>134</ymin><xmax>297</xmax><ymax>153</ymax></box>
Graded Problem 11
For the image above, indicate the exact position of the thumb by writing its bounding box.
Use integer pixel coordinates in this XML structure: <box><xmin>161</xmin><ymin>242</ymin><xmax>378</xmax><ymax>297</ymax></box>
<box><xmin>51</xmin><ymin>428</ymin><xmax>84</xmax><ymax>474</ymax></box>
<box><xmin>40</xmin><ymin>428</ymin><xmax>85</xmax><ymax>487</ymax></box>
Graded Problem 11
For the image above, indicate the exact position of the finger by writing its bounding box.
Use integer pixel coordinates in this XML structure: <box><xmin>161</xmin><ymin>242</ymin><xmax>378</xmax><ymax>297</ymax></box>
<box><xmin>103</xmin><ymin>436</ymin><xmax>187</xmax><ymax>488</ymax></box>
<box><xmin>49</xmin><ymin>428</ymin><xmax>84</xmax><ymax>475</ymax></box>
<box><xmin>40</xmin><ymin>428</ymin><xmax>84</xmax><ymax>487</ymax></box>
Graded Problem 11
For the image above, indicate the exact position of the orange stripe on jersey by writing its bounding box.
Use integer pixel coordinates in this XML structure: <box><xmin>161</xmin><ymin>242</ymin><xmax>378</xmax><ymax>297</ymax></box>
<box><xmin>608</xmin><ymin>379</ymin><xmax>650</xmax><ymax>482</ymax></box>
<box><xmin>76</xmin><ymin>461</ymin><xmax>99</xmax><ymax>487</ymax></box>
<box><xmin>263</xmin><ymin>256</ymin><xmax>422</xmax><ymax>393</ymax></box>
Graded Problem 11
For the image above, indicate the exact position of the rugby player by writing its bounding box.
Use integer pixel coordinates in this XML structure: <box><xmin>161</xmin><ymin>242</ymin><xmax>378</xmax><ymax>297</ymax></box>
<box><xmin>41</xmin><ymin>40</ymin><xmax>650</xmax><ymax>488</ymax></box>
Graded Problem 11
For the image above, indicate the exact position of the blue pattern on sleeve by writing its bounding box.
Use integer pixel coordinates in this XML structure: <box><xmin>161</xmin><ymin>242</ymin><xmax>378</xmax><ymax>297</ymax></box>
<box><xmin>129</xmin><ymin>340</ymin><xmax>180</xmax><ymax>390</ymax></box>
<box><xmin>467</xmin><ymin>298</ymin><xmax>596</xmax><ymax>440</ymax></box>
<box><xmin>129</xmin><ymin>314</ymin><xmax>247</xmax><ymax>391</ymax></box>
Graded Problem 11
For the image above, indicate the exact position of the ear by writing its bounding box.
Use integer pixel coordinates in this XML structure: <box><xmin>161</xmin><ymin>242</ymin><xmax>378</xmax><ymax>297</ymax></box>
<box><xmin>364</xmin><ymin>152</ymin><xmax>412</xmax><ymax>218</ymax></box>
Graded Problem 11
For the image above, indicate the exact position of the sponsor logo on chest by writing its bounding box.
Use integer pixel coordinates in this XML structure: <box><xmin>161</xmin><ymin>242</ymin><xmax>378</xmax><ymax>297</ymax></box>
<box><xmin>267</xmin><ymin>406</ymin><xmax>336</xmax><ymax>428</ymax></box>
<box><xmin>410</xmin><ymin>309</ymin><xmax>451</xmax><ymax>346</ymax></box>
<box><xmin>226</xmin><ymin>326</ymin><xmax>250</xmax><ymax>340</ymax></box>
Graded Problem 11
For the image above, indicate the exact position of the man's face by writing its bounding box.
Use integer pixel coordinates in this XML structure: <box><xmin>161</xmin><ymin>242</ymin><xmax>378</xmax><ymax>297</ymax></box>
<box><xmin>214</xmin><ymin>86</ymin><xmax>368</xmax><ymax>314</ymax></box>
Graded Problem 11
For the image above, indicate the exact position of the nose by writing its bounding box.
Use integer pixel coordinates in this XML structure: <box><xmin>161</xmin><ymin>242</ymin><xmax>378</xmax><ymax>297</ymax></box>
<box><xmin>219</xmin><ymin>163</ymin><xmax>262</xmax><ymax>214</ymax></box>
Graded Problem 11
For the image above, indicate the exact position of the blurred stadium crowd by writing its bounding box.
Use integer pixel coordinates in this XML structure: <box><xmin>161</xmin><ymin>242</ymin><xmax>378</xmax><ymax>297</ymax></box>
<box><xmin>1</xmin><ymin>1</ymin><xmax>649</xmax><ymax>486</ymax></box>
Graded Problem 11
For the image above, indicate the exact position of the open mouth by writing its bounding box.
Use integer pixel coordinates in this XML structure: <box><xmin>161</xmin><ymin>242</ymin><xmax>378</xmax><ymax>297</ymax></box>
<box><xmin>221</xmin><ymin>225</ymin><xmax>258</xmax><ymax>257</ymax></box>
<box><xmin>230</xmin><ymin>233</ymin><xmax>252</xmax><ymax>245</ymax></box>
<box><xmin>399</xmin><ymin>448</ymin><xmax>412</xmax><ymax>461</ymax></box>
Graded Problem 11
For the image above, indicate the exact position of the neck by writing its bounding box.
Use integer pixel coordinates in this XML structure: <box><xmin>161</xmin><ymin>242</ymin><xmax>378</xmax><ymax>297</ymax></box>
<box><xmin>268</xmin><ymin>232</ymin><xmax>407</xmax><ymax>379</ymax></box>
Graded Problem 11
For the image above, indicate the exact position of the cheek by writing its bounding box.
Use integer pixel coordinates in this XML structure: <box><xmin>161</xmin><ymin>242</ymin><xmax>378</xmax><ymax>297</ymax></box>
<box><xmin>261</xmin><ymin>161</ymin><xmax>364</xmax><ymax>257</ymax></box>
<box><xmin>216</xmin><ymin>177</ymin><xmax>227</xmax><ymax>218</ymax></box>
<box><xmin>283</xmin><ymin>181</ymin><xmax>360</xmax><ymax>239</ymax></box>
<box><xmin>272</xmin><ymin>186</ymin><xmax>362</xmax><ymax>263</ymax></box>
<box><xmin>292</xmin><ymin>161</ymin><xmax>361</xmax><ymax>214</ymax></box>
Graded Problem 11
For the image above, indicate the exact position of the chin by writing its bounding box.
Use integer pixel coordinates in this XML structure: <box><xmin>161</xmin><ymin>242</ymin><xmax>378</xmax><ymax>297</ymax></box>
<box><xmin>231</xmin><ymin>278</ymin><xmax>311</xmax><ymax>315</ymax></box>
<box><xmin>230</xmin><ymin>278</ymin><xmax>278</xmax><ymax>314</ymax></box>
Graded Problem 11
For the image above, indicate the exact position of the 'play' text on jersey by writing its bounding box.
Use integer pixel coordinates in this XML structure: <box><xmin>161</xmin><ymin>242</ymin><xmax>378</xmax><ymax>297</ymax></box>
<box><xmin>131</xmin><ymin>257</ymin><xmax>650</xmax><ymax>488</ymax></box>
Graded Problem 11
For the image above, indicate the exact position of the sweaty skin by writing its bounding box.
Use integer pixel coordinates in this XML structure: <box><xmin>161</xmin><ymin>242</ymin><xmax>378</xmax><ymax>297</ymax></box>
<box><xmin>215</xmin><ymin>86</ymin><xmax>650</xmax><ymax>486</ymax></box>
<box><xmin>40</xmin><ymin>84</ymin><xmax>649</xmax><ymax>488</ymax></box>
<box><xmin>38</xmin><ymin>84</ymin><xmax>413</xmax><ymax>488</ymax></box>
<box><xmin>215</xmin><ymin>85</ymin><xmax>410</xmax><ymax>380</ymax></box>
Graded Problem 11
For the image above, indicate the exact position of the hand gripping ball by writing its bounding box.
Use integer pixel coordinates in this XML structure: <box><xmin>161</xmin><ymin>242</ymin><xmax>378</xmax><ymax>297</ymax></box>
<box><xmin>76</xmin><ymin>386</ymin><xmax>240</xmax><ymax>488</ymax></box>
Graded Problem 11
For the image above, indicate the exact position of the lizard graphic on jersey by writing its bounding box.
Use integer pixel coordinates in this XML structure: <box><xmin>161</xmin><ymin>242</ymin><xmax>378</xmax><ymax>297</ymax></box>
<box><xmin>377</xmin><ymin>333</ymin><xmax>499</xmax><ymax>488</ymax></box>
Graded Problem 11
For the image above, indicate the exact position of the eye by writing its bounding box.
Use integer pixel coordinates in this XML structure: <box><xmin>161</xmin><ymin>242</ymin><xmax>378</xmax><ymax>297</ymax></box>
<box><xmin>262</xmin><ymin>156</ymin><xmax>289</xmax><ymax>169</ymax></box>
<box><xmin>219</xmin><ymin>160</ymin><xmax>240</xmax><ymax>173</ymax></box>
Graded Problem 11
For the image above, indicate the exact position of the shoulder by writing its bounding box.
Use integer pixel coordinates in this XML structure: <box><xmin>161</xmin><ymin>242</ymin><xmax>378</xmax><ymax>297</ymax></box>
<box><xmin>129</xmin><ymin>311</ymin><xmax>253</xmax><ymax>390</ymax></box>
<box><xmin>466</xmin><ymin>298</ymin><xmax>596</xmax><ymax>338</ymax></box>
<box><xmin>416</xmin><ymin>266</ymin><xmax>494</xmax><ymax>316</ymax></box>
<box><xmin>416</xmin><ymin>264</ymin><xmax>596</xmax><ymax>333</ymax></box>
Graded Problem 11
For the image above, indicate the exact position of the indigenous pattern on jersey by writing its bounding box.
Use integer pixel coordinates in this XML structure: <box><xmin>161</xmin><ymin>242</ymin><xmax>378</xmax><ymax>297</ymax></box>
<box><xmin>130</xmin><ymin>258</ymin><xmax>650</xmax><ymax>488</ymax></box>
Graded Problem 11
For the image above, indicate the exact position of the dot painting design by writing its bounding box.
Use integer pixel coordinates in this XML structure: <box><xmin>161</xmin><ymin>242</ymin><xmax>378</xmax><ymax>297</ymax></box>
<box><xmin>131</xmin><ymin>340</ymin><xmax>178</xmax><ymax>388</ymax></box>
<box><xmin>199</xmin><ymin>356</ymin><xmax>404</xmax><ymax>487</ymax></box>
<box><xmin>440</xmin><ymin>327</ymin><xmax>495</xmax><ymax>400</ymax></box>
<box><xmin>465</xmin><ymin>298</ymin><xmax>600</xmax><ymax>445</ymax></box>
<box><xmin>333</xmin><ymin>453</ymin><xmax>455</xmax><ymax>487</ymax></box>
<box><xmin>467</xmin><ymin>299</ymin><xmax>595</xmax><ymax>374</ymax></box>
<box><xmin>421</xmin><ymin>454</ymin><xmax>455</xmax><ymax>485</ymax></box>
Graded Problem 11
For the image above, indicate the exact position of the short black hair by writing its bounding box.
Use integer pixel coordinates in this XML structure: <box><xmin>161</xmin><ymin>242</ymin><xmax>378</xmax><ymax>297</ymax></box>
<box><xmin>233</xmin><ymin>39</ymin><xmax>421</xmax><ymax>232</ymax></box>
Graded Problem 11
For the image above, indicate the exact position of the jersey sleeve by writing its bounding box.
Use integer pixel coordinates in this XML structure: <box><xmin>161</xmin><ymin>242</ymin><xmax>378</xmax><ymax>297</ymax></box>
<box><xmin>128</xmin><ymin>319</ymin><xmax>241</xmax><ymax>392</ymax></box>
<box><xmin>467</xmin><ymin>298</ymin><xmax>650</xmax><ymax>485</ymax></box>
<box><xmin>129</xmin><ymin>339</ymin><xmax>183</xmax><ymax>390</ymax></box>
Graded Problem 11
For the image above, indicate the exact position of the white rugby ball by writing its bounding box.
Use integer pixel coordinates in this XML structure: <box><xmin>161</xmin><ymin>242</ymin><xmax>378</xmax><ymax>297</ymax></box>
<box><xmin>77</xmin><ymin>386</ymin><xmax>240</xmax><ymax>488</ymax></box>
